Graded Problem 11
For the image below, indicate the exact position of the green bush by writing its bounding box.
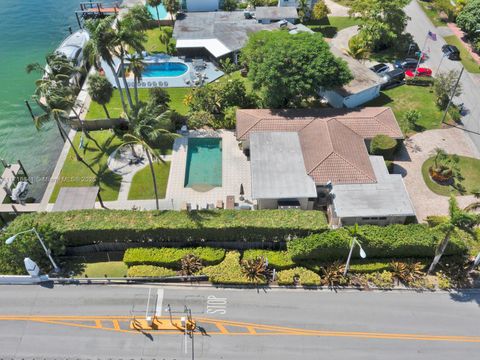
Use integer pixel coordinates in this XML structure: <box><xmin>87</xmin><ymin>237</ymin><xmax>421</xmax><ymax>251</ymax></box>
<box><xmin>242</xmin><ymin>250</ymin><xmax>295</xmax><ymax>270</ymax></box>
<box><xmin>349</xmin><ymin>261</ymin><xmax>392</xmax><ymax>274</ymax></box>
<box><xmin>127</xmin><ymin>265</ymin><xmax>177</xmax><ymax>277</ymax></box>
<box><xmin>123</xmin><ymin>247</ymin><xmax>225</xmax><ymax>268</ymax></box>
<box><xmin>201</xmin><ymin>251</ymin><xmax>263</xmax><ymax>285</ymax></box>
<box><xmin>426</xmin><ymin>215</ymin><xmax>449</xmax><ymax>227</ymax></box>
<box><xmin>287</xmin><ymin>224</ymin><xmax>468</xmax><ymax>261</ymax></box>
<box><xmin>369</xmin><ymin>134</ymin><xmax>398</xmax><ymax>160</ymax></box>
<box><xmin>277</xmin><ymin>267</ymin><xmax>321</xmax><ymax>286</ymax></box>
<box><xmin>405</xmin><ymin>76</ymin><xmax>435</xmax><ymax>87</ymax></box>
<box><xmin>5</xmin><ymin>210</ymin><xmax>327</xmax><ymax>247</ymax></box>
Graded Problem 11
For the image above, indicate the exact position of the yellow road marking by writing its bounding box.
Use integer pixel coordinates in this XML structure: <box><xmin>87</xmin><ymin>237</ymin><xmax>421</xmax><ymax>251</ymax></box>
<box><xmin>0</xmin><ymin>315</ymin><xmax>479</xmax><ymax>343</ymax></box>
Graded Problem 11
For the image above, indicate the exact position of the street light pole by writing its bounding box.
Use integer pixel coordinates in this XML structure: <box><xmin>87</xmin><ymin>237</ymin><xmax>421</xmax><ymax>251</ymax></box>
<box><xmin>343</xmin><ymin>237</ymin><xmax>367</xmax><ymax>276</ymax></box>
<box><xmin>435</xmin><ymin>53</ymin><xmax>447</xmax><ymax>76</ymax></box>
<box><xmin>5</xmin><ymin>227</ymin><xmax>61</xmax><ymax>273</ymax></box>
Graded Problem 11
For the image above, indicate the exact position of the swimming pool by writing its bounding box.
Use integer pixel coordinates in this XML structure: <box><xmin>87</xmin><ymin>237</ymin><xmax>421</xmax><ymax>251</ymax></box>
<box><xmin>184</xmin><ymin>138</ymin><xmax>222</xmax><ymax>188</ymax></box>
<box><xmin>143</xmin><ymin>62</ymin><xmax>188</xmax><ymax>77</ymax></box>
<box><xmin>147</xmin><ymin>4</ymin><xmax>168</xmax><ymax>20</ymax></box>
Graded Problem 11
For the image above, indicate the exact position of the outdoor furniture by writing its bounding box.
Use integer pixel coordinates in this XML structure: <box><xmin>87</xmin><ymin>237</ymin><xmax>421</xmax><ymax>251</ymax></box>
<box><xmin>216</xmin><ymin>200</ymin><xmax>224</xmax><ymax>209</ymax></box>
<box><xmin>226</xmin><ymin>195</ymin><xmax>235</xmax><ymax>209</ymax></box>
<box><xmin>164</xmin><ymin>81</ymin><xmax>169</xmax><ymax>87</ymax></box>
<box><xmin>152</xmin><ymin>81</ymin><xmax>157</xmax><ymax>87</ymax></box>
<box><xmin>158</xmin><ymin>81</ymin><xmax>164</xmax><ymax>87</ymax></box>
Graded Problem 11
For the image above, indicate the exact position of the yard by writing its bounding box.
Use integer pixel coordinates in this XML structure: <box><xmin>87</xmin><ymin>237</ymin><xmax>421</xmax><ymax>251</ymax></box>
<box><xmin>365</xmin><ymin>84</ymin><xmax>449</xmax><ymax>134</ymax></box>
<box><xmin>86</xmin><ymin>87</ymin><xmax>190</xmax><ymax>119</ymax></box>
<box><xmin>421</xmin><ymin>155</ymin><xmax>480</xmax><ymax>196</ymax></box>
<box><xmin>128</xmin><ymin>161</ymin><xmax>171</xmax><ymax>200</ymax></box>
<box><xmin>443</xmin><ymin>35</ymin><xmax>480</xmax><ymax>74</ymax></box>
<box><xmin>306</xmin><ymin>16</ymin><xmax>362</xmax><ymax>38</ymax></box>
<box><xmin>143</xmin><ymin>27</ymin><xmax>174</xmax><ymax>54</ymax></box>
<box><xmin>49</xmin><ymin>130</ymin><xmax>123</xmax><ymax>203</ymax></box>
<box><xmin>81</xmin><ymin>261</ymin><xmax>128</xmax><ymax>278</ymax></box>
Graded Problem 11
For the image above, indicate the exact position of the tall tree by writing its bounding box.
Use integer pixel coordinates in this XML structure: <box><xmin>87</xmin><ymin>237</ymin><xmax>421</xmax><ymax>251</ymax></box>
<box><xmin>456</xmin><ymin>0</ymin><xmax>480</xmax><ymax>39</ymax></box>
<box><xmin>127</xmin><ymin>54</ymin><xmax>145</xmax><ymax>106</ymax></box>
<box><xmin>241</xmin><ymin>30</ymin><xmax>352</xmax><ymax>108</ymax></box>
<box><xmin>84</xmin><ymin>17</ymin><xmax>128</xmax><ymax>114</ymax></box>
<box><xmin>433</xmin><ymin>70</ymin><xmax>463</xmax><ymax>110</ymax></box>
<box><xmin>147</xmin><ymin>0</ymin><xmax>163</xmax><ymax>29</ymax></box>
<box><xmin>123</xmin><ymin>4</ymin><xmax>153</xmax><ymax>31</ymax></box>
<box><xmin>428</xmin><ymin>196</ymin><xmax>480</xmax><ymax>274</ymax></box>
<box><xmin>87</xmin><ymin>73</ymin><xmax>114</xmax><ymax>118</ymax></box>
<box><xmin>164</xmin><ymin>0</ymin><xmax>179</xmax><ymax>23</ymax></box>
<box><xmin>311</xmin><ymin>0</ymin><xmax>330</xmax><ymax>21</ymax></box>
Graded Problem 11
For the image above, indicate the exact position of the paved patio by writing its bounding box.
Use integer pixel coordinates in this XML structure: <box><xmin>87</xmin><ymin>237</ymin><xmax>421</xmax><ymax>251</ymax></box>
<box><xmin>394</xmin><ymin>127</ymin><xmax>480</xmax><ymax>222</ymax></box>
<box><xmin>325</xmin><ymin>0</ymin><xmax>350</xmax><ymax>17</ymax></box>
<box><xmin>165</xmin><ymin>130</ymin><xmax>252</xmax><ymax>209</ymax></box>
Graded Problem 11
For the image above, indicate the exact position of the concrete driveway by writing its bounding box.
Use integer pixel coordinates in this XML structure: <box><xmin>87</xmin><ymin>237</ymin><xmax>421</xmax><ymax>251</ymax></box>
<box><xmin>395</xmin><ymin>128</ymin><xmax>480</xmax><ymax>222</ymax></box>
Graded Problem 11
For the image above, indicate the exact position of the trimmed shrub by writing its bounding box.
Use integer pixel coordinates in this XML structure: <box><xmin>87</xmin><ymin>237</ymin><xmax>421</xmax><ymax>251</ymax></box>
<box><xmin>201</xmin><ymin>251</ymin><xmax>265</xmax><ymax>285</ymax></box>
<box><xmin>127</xmin><ymin>265</ymin><xmax>177</xmax><ymax>278</ymax></box>
<box><xmin>277</xmin><ymin>267</ymin><xmax>321</xmax><ymax>286</ymax></box>
<box><xmin>242</xmin><ymin>250</ymin><xmax>295</xmax><ymax>270</ymax></box>
<box><xmin>287</xmin><ymin>224</ymin><xmax>468</xmax><ymax>261</ymax></box>
<box><xmin>349</xmin><ymin>261</ymin><xmax>392</xmax><ymax>274</ymax></box>
<box><xmin>405</xmin><ymin>76</ymin><xmax>434</xmax><ymax>87</ymax></box>
<box><xmin>123</xmin><ymin>247</ymin><xmax>225</xmax><ymax>268</ymax></box>
<box><xmin>426</xmin><ymin>215</ymin><xmax>449</xmax><ymax>227</ymax></box>
<box><xmin>370</xmin><ymin>134</ymin><xmax>398</xmax><ymax>160</ymax></box>
<box><xmin>6</xmin><ymin>210</ymin><xmax>327</xmax><ymax>246</ymax></box>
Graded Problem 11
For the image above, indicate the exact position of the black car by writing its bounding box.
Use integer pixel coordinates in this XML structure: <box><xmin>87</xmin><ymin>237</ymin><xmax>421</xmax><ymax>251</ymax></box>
<box><xmin>442</xmin><ymin>44</ymin><xmax>460</xmax><ymax>60</ymax></box>
<box><xmin>381</xmin><ymin>68</ymin><xmax>405</xmax><ymax>89</ymax></box>
<box><xmin>393</xmin><ymin>58</ymin><xmax>418</xmax><ymax>70</ymax></box>
<box><xmin>370</xmin><ymin>63</ymin><xmax>390</xmax><ymax>75</ymax></box>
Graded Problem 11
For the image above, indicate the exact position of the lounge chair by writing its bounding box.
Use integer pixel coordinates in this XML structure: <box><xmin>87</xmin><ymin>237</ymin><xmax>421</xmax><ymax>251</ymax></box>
<box><xmin>216</xmin><ymin>200</ymin><xmax>224</xmax><ymax>209</ymax></box>
<box><xmin>164</xmin><ymin>81</ymin><xmax>168</xmax><ymax>87</ymax></box>
<box><xmin>158</xmin><ymin>81</ymin><xmax>164</xmax><ymax>87</ymax></box>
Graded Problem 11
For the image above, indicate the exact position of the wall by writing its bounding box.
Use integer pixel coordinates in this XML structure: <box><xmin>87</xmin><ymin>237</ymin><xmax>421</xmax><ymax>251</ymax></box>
<box><xmin>257</xmin><ymin>198</ymin><xmax>312</xmax><ymax>210</ymax></box>
<box><xmin>343</xmin><ymin>84</ymin><xmax>381</xmax><ymax>108</ymax></box>
<box><xmin>319</xmin><ymin>89</ymin><xmax>345</xmax><ymax>108</ymax></box>
<box><xmin>186</xmin><ymin>0</ymin><xmax>219</xmax><ymax>12</ymax></box>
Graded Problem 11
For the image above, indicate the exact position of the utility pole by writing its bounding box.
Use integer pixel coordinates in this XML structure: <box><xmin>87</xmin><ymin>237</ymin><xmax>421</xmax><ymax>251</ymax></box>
<box><xmin>441</xmin><ymin>66</ymin><xmax>464</xmax><ymax>124</ymax></box>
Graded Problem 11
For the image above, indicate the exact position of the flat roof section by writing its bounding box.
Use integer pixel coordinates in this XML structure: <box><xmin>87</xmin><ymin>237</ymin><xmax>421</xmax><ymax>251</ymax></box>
<box><xmin>255</xmin><ymin>6</ymin><xmax>299</xmax><ymax>21</ymax></box>
<box><xmin>332</xmin><ymin>156</ymin><xmax>416</xmax><ymax>218</ymax></box>
<box><xmin>250</xmin><ymin>132</ymin><xmax>317</xmax><ymax>200</ymax></box>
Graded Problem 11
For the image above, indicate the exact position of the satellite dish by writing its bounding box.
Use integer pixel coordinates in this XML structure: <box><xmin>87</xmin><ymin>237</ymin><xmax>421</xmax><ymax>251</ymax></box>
<box><xmin>24</xmin><ymin>257</ymin><xmax>40</xmax><ymax>277</ymax></box>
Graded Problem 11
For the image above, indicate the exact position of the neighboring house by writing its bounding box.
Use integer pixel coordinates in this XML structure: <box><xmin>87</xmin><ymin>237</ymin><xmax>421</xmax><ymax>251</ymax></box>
<box><xmin>255</xmin><ymin>6</ymin><xmax>298</xmax><ymax>24</ymax></box>
<box><xmin>236</xmin><ymin>107</ymin><xmax>416</xmax><ymax>225</ymax></box>
<box><xmin>173</xmin><ymin>11</ymin><xmax>306</xmax><ymax>62</ymax></box>
<box><xmin>181</xmin><ymin>0</ymin><xmax>220</xmax><ymax>12</ymax></box>
<box><xmin>319</xmin><ymin>46</ymin><xmax>384</xmax><ymax>108</ymax></box>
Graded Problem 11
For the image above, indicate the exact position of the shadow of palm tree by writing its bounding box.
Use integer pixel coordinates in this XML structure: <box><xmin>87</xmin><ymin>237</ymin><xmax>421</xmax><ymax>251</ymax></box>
<box><xmin>449</xmin><ymin>290</ymin><xmax>480</xmax><ymax>306</ymax></box>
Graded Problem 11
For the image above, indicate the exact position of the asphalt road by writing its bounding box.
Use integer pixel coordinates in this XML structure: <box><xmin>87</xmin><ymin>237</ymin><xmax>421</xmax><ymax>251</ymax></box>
<box><xmin>0</xmin><ymin>285</ymin><xmax>479</xmax><ymax>359</ymax></box>
<box><xmin>406</xmin><ymin>0</ymin><xmax>480</xmax><ymax>154</ymax></box>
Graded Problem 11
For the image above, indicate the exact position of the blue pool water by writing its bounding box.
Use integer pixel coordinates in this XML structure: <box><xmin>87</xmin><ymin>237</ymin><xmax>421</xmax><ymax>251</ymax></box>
<box><xmin>185</xmin><ymin>138</ymin><xmax>222</xmax><ymax>188</ymax></box>
<box><xmin>147</xmin><ymin>4</ymin><xmax>168</xmax><ymax>20</ymax></box>
<box><xmin>143</xmin><ymin>62</ymin><xmax>188</xmax><ymax>77</ymax></box>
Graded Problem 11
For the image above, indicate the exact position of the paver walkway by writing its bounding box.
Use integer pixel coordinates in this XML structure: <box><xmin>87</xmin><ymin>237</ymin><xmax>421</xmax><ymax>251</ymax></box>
<box><xmin>325</xmin><ymin>0</ymin><xmax>350</xmax><ymax>17</ymax></box>
<box><xmin>395</xmin><ymin>128</ymin><xmax>480</xmax><ymax>222</ymax></box>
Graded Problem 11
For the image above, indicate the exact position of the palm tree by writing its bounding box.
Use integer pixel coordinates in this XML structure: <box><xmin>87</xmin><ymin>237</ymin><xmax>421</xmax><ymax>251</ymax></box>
<box><xmin>127</xmin><ymin>54</ymin><xmax>145</xmax><ymax>106</ymax></box>
<box><xmin>87</xmin><ymin>73</ymin><xmax>114</xmax><ymax>118</ymax></box>
<box><xmin>164</xmin><ymin>0</ymin><xmax>179</xmax><ymax>24</ymax></box>
<box><xmin>147</xmin><ymin>0</ymin><xmax>163</xmax><ymax>29</ymax></box>
<box><xmin>464</xmin><ymin>189</ymin><xmax>480</xmax><ymax>212</ymax></box>
<box><xmin>159</xmin><ymin>27</ymin><xmax>174</xmax><ymax>54</ymax></box>
<box><xmin>84</xmin><ymin>17</ymin><xmax>128</xmax><ymax>114</ymax></box>
<box><xmin>428</xmin><ymin>196</ymin><xmax>480</xmax><ymax>274</ymax></box>
<box><xmin>123</xmin><ymin>4</ymin><xmax>153</xmax><ymax>32</ymax></box>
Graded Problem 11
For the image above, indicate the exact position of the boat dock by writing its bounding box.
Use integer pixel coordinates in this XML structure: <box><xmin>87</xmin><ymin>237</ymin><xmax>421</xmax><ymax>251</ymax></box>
<box><xmin>75</xmin><ymin>1</ymin><xmax>120</xmax><ymax>27</ymax></box>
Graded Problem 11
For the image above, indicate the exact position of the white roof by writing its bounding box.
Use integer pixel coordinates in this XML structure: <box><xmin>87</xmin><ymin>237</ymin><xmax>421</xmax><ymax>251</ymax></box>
<box><xmin>250</xmin><ymin>132</ymin><xmax>317</xmax><ymax>200</ymax></box>
<box><xmin>332</xmin><ymin>156</ymin><xmax>416</xmax><ymax>218</ymax></box>
<box><xmin>175</xmin><ymin>38</ymin><xmax>231</xmax><ymax>58</ymax></box>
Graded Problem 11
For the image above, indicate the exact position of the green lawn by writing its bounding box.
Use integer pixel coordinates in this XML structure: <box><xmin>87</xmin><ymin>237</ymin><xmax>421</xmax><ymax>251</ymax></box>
<box><xmin>422</xmin><ymin>155</ymin><xmax>480</xmax><ymax>196</ymax></box>
<box><xmin>128</xmin><ymin>161</ymin><xmax>171</xmax><ymax>200</ymax></box>
<box><xmin>306</xmin><ymin>16</ymin><xmax>362</xmax><ymax>38</ymax></box>
<box><xmin>365</xmin><ymin>85</ymin><xmax>449</xmax><ymax>135</ymax></box>
<box><xmin>81</xmin><ymin>261</ymin><xmax>128</xmax><ymax>278</ymax></box>
<box><xmin>418</xmin><ymin>1</ymin><xmax>446</xmax><ymax>28</ymax></box>
<box><xmin>144</xmin><ymin>27</ymin><xmax>168</xmax><ymax>53</ymax></box>
<box><xmin>49</xmin><ymin>130</ymin><xmax>123</xmax><ymax>203</ymax></box>
<box><xmin>443</xmin><ymin>35</ymin><xmax>480</xmax><ymax>74</ymax></box>
<box><xmin>86</xmin><ymin>87</ymin><xmax>190</xmax><ymax>120</ymax></box>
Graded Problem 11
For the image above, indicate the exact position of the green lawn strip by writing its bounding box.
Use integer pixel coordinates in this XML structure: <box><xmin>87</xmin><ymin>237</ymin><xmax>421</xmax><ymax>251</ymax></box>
<box><xmin>86</xmin><ymin>88</ymin><xmax>190</xmax><ymax>120</ymax></box>
<box><xmin>128</xmin><ymin>161</ymin><xmax>171</xmax><ymax>200</ymax></box>
<box><xmin>81</xmin><ymin>261</ymin><xmax>128</xmax><ymax>277</ymax></box>
<box><xmin>364</xmin><ymin>85</ymin><xmax>447</xmax><ymax>135</ymax></box>
<box><xmin>421</xmin><ymin>155</ymin><xmax>480</xmax><ymax>196</ymax></box>
<box><xmin>49</xmin><ymin>130</ymin><xmax>123</xmax><ymax>203</ymax></box>
<box><xmin>443</xmin><ymin>35</ymin><xmax>480</xmax><ymax>74</ymax></box>
<box><xmin>305</xmin><ymin>16</ymin><xmax>362</xmax><ymax>38</ymax></box>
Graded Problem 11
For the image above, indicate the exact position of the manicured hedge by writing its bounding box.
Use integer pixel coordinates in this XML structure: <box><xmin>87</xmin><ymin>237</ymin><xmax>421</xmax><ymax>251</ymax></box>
<box><xmin>287</xmin><ymin>224</ymin><xmax>468</xmax><ymax>261</ymax></box>
<box><xmin>123</xmin><ymin>247</ymin><xmax>225</xmax><ymax>268</ymax></box>
<box><xmin>8</xmin><ymin>210</ymin><xmax>327</xmax><ymax>246</ymax></box>
<box><xmin>201</xmin><ymin>251</ymin><xmax>265</xmax><ymax>285</ymax></box>
<box><xmin>242</xmin><ymin>250</ymin><xmax>295</xmax><ymax>270</ymax></box>
<box><xmin>127</xmin><ymin>265</ymin><xmax>177</xmax><ymax>278</ymax></box>
<box><xmin>277</xmin><ymin>267</ymin><xmax>321</xmax><ymax>286</ymax></box>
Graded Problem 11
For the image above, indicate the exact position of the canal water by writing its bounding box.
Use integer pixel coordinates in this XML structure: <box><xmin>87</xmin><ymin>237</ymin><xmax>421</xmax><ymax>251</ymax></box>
<box><xmin>0</xmin><ymin>0</ymin><xmax>83</xmax><ymax>199</ymax></box>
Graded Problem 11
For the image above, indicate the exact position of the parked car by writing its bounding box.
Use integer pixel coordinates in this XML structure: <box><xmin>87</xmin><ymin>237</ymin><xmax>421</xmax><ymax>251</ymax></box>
<box><xmin>405</xmin><ymin>67</ymin><xmax>433</xmax><ymax>77</ymax></box>
<box><xmin>442</xmin><ymin>44</ymin><xmax>460</xmax><ymax>60</ymax></box>
<box><xmin>381</xmin><ymin>68</ymin><xmax>405</xmax><ymax>89</ymax></box>
<box><xmin>394</xmin><ymin>58</ymin><xmax>418</xmax><ymax>70</ymax></box>
<box><xmin>370</xmin><ymin>63</ymin><xmax>390</xmax><ymax>75</ymax></box>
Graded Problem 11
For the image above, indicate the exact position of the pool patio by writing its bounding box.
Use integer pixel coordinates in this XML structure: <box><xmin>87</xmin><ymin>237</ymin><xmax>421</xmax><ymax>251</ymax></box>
<box><xmin>166</xmin><ymin>130</ymin><xmax>253</xmax><ymax>209</ymax></box>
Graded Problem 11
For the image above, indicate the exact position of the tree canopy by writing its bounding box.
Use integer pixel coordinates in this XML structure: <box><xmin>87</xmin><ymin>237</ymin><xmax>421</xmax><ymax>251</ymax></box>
<box><xmin>456</xmin><ymin>0</ymin><xmax>480</xmax><ymax>39</ymax></box>
<box><xmin>241</xmin><ymin>30</ymin><xmax>352</xmax><ymax>108</ymax></box>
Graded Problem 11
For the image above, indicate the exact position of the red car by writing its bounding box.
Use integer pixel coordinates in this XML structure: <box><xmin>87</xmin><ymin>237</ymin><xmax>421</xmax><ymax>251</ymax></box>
<box><xmin>405</xmin><ymin>67</ymin><xmax>432</xmax><ymax>77</ymax></box>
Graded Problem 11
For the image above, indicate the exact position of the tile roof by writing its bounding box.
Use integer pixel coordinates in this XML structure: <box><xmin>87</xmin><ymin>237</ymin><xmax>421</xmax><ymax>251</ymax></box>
<box><xmin>236</xmin><ymin>107</ymin><xmax>403</xmax><ymax>185</ymax></box>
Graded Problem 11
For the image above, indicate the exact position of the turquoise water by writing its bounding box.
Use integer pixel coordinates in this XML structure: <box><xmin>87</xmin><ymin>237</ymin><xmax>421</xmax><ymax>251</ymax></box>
<box><xmin>143</xmin><ymin>62</ymin><xmax>188</xmax><ymax>77</ymax></box>
<box><xmin>184</xmin><ymin>138</ymin><xmax>222</xmax><ymax>187</ymax></box>
<box><xmin>147</xmin><ymin>4</ymin><xmax>168</xmax><ymax>20</ymax></box>
<box><xmin>0</xmin><ymin>0</ymin><xmax>82</xmax><ymax>199</ymax></box>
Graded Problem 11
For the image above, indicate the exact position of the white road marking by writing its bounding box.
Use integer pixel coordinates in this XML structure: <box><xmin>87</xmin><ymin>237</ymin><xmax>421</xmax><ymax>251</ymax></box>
<box><xmin>155</xmin><ymin>288</ymin><xmax>164</xmax><ymax>317</ymax></box>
